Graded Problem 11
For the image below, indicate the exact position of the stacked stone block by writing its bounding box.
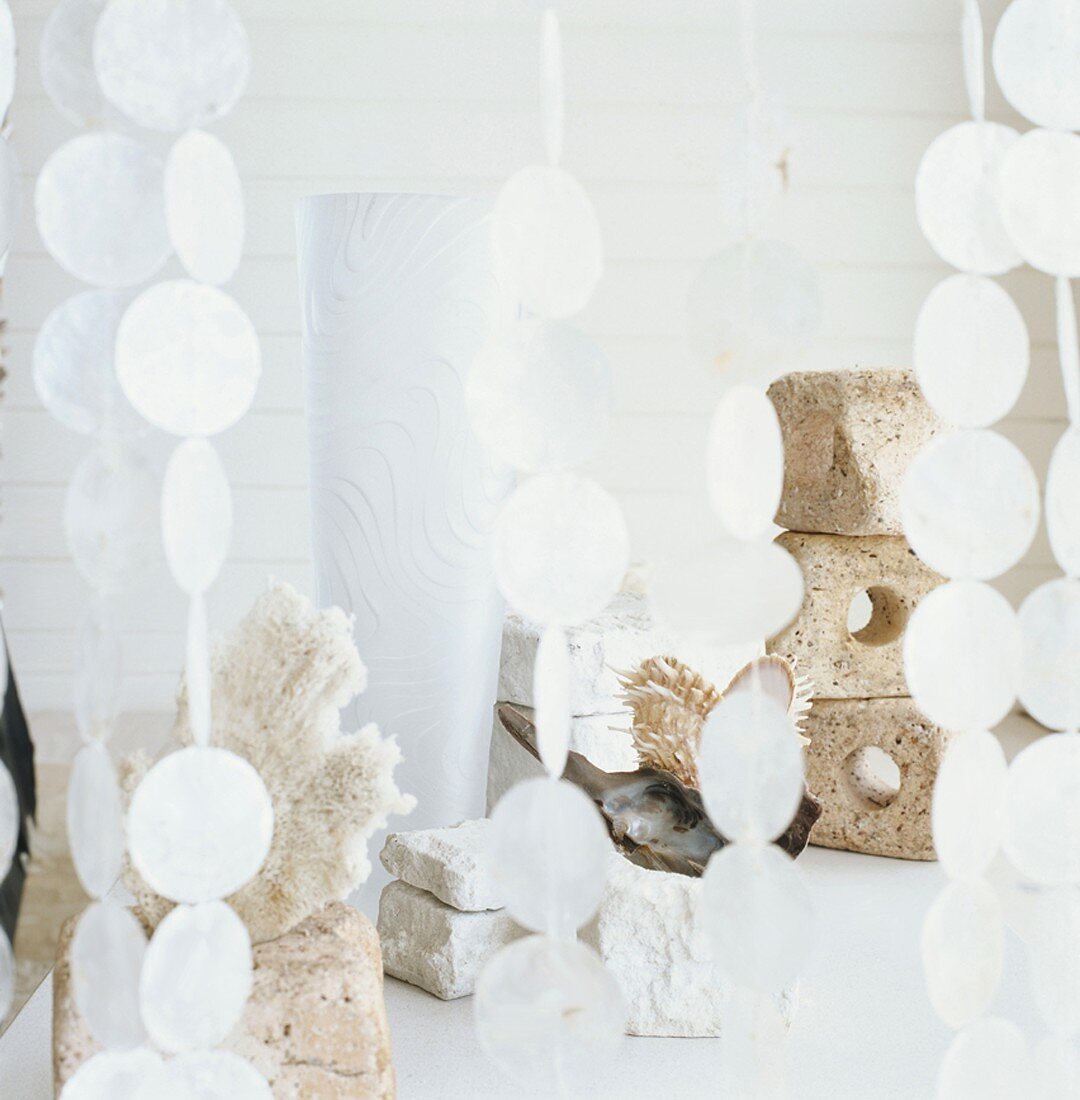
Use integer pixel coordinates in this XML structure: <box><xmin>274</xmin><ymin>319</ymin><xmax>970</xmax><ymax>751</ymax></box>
<box><xmin>766</xmin><ymin>370</ymin><xmax>948</xmax><ymax>860</ymax></box>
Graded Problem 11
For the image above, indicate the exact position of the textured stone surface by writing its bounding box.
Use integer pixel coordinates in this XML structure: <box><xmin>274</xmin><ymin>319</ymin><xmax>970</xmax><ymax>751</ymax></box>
<box><xmin>499</xmin><ymin>591</ymin><xmax>758</xmax><ymax>715</ymax></box>
<box><xmin>377</xmin><ymin>880</ymin><xmax>523</xmax><ymax>1000</ymax></box>
<box><xmin>768</xmin><ymin>370</ymin><xmax>942</xmax><ymax>537</ymax></box>
<box><xmin>768</xmin><ymin>532</ymin><xmax>943</xmax><ymax>699</ymax></box>
<box><xmin>803</xmin><ymin>697</ymin><xmax>951</xmax><ymax>861</ymax></box>
<box><xmin>583</xmin><ymin>855</ymin><xmax>797</xmax><ymax>1037</ymax></box>
<box><xmin>54</xmin><ymin>902</ymin><xmax>395</xmax><ymax>1098</ymax></box>
<box><xmin>485</xmin><ymin>705</ymin><xmax>637</xmax><ymax>812</ymax></box>
<box><xmin>380</xmin><ymin>820</ymin><xmax>501</xmax><ymax>912</ymax></box>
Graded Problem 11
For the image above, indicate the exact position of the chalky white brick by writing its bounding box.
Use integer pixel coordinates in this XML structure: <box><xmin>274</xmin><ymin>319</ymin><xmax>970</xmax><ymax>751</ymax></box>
<box><xmin>380</xmin><ymin>819</ymin><xmax>503</xmax><ymax>912</ymax></box>
<box><xmin>582</xmin><ymin>855</ymin><xmax>798</xmax><ymax>1037</ymax></box>
<box><xmin>498</xmin><ymin>591</ymin><xmax>759</xmax><ymax>715</ymax></box>
<box><xmin>377</xmin><ymin>880</ymin><xmax>524</xmax><ymax>1000</ymax></box>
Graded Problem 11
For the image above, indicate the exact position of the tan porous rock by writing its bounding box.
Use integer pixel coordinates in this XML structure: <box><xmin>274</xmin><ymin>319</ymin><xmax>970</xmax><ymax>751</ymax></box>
<box><xmin>803</xmin><ymin>697</ymin><xmax>951</xmax><ymax>861</ymax></box>
<box><xmin>54</xmin><ymin>902</ymin><xmax>395</xmax><ymax>1099</ymax></box>
<box><xmin>768</xmin><ymin>369</ymin><xmax>942</xmax><ymax>536</ymax></box>
<box><xmin>377</xmin><ymin>880</ymin><xmax>523</xmax><ymax>1000</ymax></box>
<box><xmin>767</xmin><ymin>532</ymin><xmax>943</xmax><ymax>699</ymax></box>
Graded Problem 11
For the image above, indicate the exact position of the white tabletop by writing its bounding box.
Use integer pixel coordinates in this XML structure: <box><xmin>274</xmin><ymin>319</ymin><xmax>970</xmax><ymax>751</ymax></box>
<box><xmin>0</xmin><ymin>843</ymin><xmax>1042</xmax><ymax>1100</ymax></box>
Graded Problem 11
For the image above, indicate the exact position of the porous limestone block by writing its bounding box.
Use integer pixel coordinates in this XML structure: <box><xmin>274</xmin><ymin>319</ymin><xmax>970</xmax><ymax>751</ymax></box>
<box><xmin>485</xmin><ymin>706</ymin><xmax>637</xmax><ymax>812</ymax></box>
<box><xmin>767</xmin><ymin>532</ymin><xmax>943</xmax><ymax>699</ymax></box>
<box><xmin>377</xmin><ymin>880</ymin><xmax>523</xmax><ymax>1000</ymax></box>
<box><xmin>803</xmin><ymin>697</ymin><xmax>951</xmax><ymax>861</ymax></box>
<box><xmin>582</xmin><ymin>855</ymin><xmax>797</xmax><ymax>1037</ymax></box>
<box><xmin>768</xmin><ymin>369</ymin><xmax>942</xmax><ymax>537</ymax></box>
<box><xmin>380</xmin><ymin>820</ymin><xmax>501</xmax><ymax>911</ymax></box>
<box><xmin>498</xmin><ymin>591</ymin><xmax>759</xmax><ymax>715</ymax></box>
<box><xmin>55</xmin><ymin>902</ymin><xmax>395</xmax><ymax>1099</ymax></box>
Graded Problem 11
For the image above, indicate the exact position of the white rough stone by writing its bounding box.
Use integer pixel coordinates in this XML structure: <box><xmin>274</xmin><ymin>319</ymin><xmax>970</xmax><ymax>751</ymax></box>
<box><xmin>498</xmin><ymin>591</ymin><xmax>759</xmax><ymax>716</ymax></box>
<box><xmin>380</xmin><ymin>820</ymin><xmax>502</xmax><ymax>912</ymax></box>
<box><xmin>485</xmin><ymin>707</ymin><xmax>637</xmax><ymax>813</ymax></box>
<box><xmin>377</xmin><ymin>880</ymin><xmax>524</xmax><ymax>1000</ymax></box>
<box><xmin>582</xmin><ymin>854</ymin><xmax>798</xmax><ymax>1038</ymax></box>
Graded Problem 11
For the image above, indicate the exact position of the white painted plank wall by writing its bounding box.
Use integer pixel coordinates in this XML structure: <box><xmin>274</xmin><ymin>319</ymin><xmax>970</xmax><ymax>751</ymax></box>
<box><xmin>1</xmin><ymin>0</ymin><xmax>1067</xmax><ymax>711</ymax></box>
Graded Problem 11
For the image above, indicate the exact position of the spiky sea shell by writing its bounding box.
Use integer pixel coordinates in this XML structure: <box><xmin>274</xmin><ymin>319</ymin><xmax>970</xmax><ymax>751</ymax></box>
<box><xmin>618</xmin><ymin>654</ymin><xmax>813</xmax><ymax>788</ymax></box>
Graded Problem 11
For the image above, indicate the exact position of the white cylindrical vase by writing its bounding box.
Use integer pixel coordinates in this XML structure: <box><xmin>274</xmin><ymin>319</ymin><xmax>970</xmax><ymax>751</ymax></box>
<box><xmin>297</xmin><ymin>192</ymin><xmax>511</xmax><ymax>908</ymax></box>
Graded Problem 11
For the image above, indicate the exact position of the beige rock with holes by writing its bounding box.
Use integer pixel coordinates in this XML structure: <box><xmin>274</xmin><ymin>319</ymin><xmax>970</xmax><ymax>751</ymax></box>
<box><xmin>768</xmin><ymin>370</ymin><xmax>942</xmax><ymax>537</ymax></box>
<box><xmin>54</xmin><ymin>902</ymin><xmax>396</xmax><ymax>1098</ymax></box>
<box><xmin>801</xmin><ymin>697</ymin><xmax>950</xmax><ymax>860</ymax></box>
<box><xmin>767</xmin><ymin>532</ymin><xmax>943</xmax><ymax>699</ymax></box>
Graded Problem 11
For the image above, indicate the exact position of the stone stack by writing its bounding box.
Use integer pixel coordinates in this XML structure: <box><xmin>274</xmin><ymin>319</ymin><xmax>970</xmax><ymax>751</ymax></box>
<box><xmin>376</xmin><ymin>820</ymin><xmax>796</xmax><ymax>1037</ymax></box>
<box><xmin>377</xmin><ymin>821</ymin><xmax>523</xmax><ymax>1001</ymax></box>
<box><xmin>766</xmin><ymin>370</ymin><xmax>948</xmax><ymax>860</ymax></box>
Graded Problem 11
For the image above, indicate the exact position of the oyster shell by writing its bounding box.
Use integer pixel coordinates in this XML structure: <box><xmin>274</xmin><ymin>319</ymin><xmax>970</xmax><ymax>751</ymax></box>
<box><xmin>497</xmin><ymin>652</ymin><xmax>821</xmax><ymax>877</ymax></box>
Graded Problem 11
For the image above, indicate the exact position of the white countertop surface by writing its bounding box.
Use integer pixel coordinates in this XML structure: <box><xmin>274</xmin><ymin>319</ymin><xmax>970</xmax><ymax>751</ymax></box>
<box><xmin>0</xmin><ymin>843</ymin><xmax>1043</xmax><ymax>1100</ymax></box>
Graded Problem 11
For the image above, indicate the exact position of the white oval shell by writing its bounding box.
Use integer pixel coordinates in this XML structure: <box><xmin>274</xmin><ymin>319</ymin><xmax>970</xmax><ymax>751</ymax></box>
<box><xmin>140</xmin><ymin>901</ymin><xmax>253</xmax><ymax>1053</ymax></box>
<box><xmin>70</xmin><ymin>903</ymin><xmax>147</xmax><ymax>1050</ymax></box>
<box><xmin>127</xmin><ymin>746</ymin><xmax>274</xmax><ymax>905</ymax></box>
<box><xmin>116</xmin><ymin>280</ymin><xmax>260</xmax><ymax>438</ymax></box>
<box><xmin>914</xmin><ymin>120</ymin><xmax>1021</xmax><ymax>275</ymax></box>
<box><xmin>706</xmin><ymin>385</ymin><xmax>784</xmax><ymax>540</ymax></box>
<box><xmin>67</xmin><ymin>742</ymin><xmax>124</xmax><ymax>899</ymax></box>
<box><xmin>903</xmin><ymin>580</ymin><xmax>1022</xmax><ymax>732</ymax></box>
<box><xmin>165</xmin><ymin>130</ymin><xmax>245</xmax><ymax>286</ymax></box>
<box><xmin>1019</xmin><ymin>578</ymin><xmax>1080</xmax><ymax>733</ymax></box>
<box><xmin>162</xmin><ymin>439</ymin><xmax>233</xmax><ymax>595</ymax></box>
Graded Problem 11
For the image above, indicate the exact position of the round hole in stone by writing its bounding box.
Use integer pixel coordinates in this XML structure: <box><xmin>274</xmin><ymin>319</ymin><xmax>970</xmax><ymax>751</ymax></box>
<box><xmin>842</xmin><ymin>745</ymin><xmax>901</xmax><ymax>811</ymax></box>
<box><xmin>847</xmin><ymin>586</ymin><xmax>907</xmax><ymax>647</ymax></box>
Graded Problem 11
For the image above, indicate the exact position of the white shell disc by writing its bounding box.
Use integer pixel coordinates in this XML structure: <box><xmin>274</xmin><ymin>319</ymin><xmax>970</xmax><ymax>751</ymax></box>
<box><xmin>913</xmin><ymin>275</ymin><xmax>1029</xmax><ymax>429</ymax></box>
<box><xmin>0</xmin><ymin>134</ymin><xmax>21</xmax><ymax>257</ymax></box>
<box><xmin>93</xmin><ymin>0</ymin><xmax>251</xmax><ymax>133</ymax></box>
<box><xmin>0</xmin><ymin>761</ymin><xmax>17</xmax><ymax>877</ymax></box>
<box><xmin>58</xmin><ymin>1049</ymin><xmax>164</xmax><ymax>1100</ymax></box>
<box><xmin>491</xmin><ymin>474</ymin><xmax>629</xmax><ymax>626</ymax></box>
<box><xmin>1047</xmin><ymin>427</ymin><xmax>1080</xmax><ymax>578</ymax></box>
<box><xmin>1028</xmin><ymin>886</ymin><xmax>1080</xmax><ymax>1036</ymax></box>
<box><xmin>127</xmin><ymin>745</ymin><xmax>274</xmax><ymax>905</ymax></box>
<box><xmin>650</xmin><ymin>537</ymin><xmax>804</xmax><ymax>645</ymax></box>
<box><xmin>165</xmin><ymin>130</ymin><xmax>245</xmax><ymax>286</ymax></box>
<box><xmin>937</xmin><ymin>1018</ymin><xmax>1027</xmax><ymax>1100</ymax></box>
<box><xmin>921</xmin><ymin>878</ymin><xmax>1004</xmax><ymax>1030</ymax></box>
<box><xmin>140</xmin><ymin>901</ymin><xmax>253</xmax><ymax>1053</ymax></box>
<box><xmin>903</xmin><ymin>580</ymin><xmax>1022</xmax><ymax>732</ymax></box>
<box><xmin>700</xmin><ymin>842</ymin><xmax>814</xmax><ymax>992</ymax></box>
<box><xmin>67</xmin><ymin>742</ymin><xmax>124</xmax><ymax>899</ymax></box>
<box><xmin>465</xmin><ymin>319</ymin><xmax>613</xmax><ymax>474</ymax></box>
<box><xmin>1004</xmin><ymin>731</ymin><xmax>1080</xmax><ymax>884</ymax></box>
<box><xmin>993</xmin><ymin>0</ymin><xmax>1080</xmax><ymax>131</ymax></box>
<box><xmin>64</xmin><ymin>444</ymin><xmax>159</xmax><ymax>596</ymax></box>
<box><xmin>997</xmin><ymin>128</ymin><xmax>1080</xmax><ymax>279</ymax></box>
<box><xmin>932</xmin><ymin>730</ymin><xmax>1008</xmax><ymax>879</ymax></box>
<box><xmin>900</xmin><ymin>428</ymin><xmax>1039</xmax><ymax>581</ymax></box>
<box><xmin>491</xmin><ymin>165</ymin><xmax>603</xmax><ymax>320</ymax></box>
<box><xmin>70</xmin><ymin>903</ymin><xmax>147</xmax><ymax>1050</ymax></box>
<box><xmin>697</xmin><ymin>690</ymin><xmax>804</xmax><ymax>844</ymax></box>
<box><xmin>914</xmin><ymin>121</ymin><xmax>1021</xmax><ymax>275</ymax></box>
<box><xmin>706</xmin><ymin>385</ymin><xmax>785</xmax><ymax>540</ymax></box>
<box><xmin>40</xmin><ymin>0</ymin><xmax>111</xmax><ymax>127</ymax></box>
<box><xmin>162</xmin><ymin>439</ymin><xmax>233</xmax><ymax>595</ymax></box>
<box><xmin>686</xmin><ymin>239</ymin><xmax>822</xmax><ymax>385</ymax></box>
<box><xmin>1019</xmin><ymin>578</ymin><xmax>1080</xmax><ymax>733</ymax></box>
<box><xmin>157</xmin><ymin>1051</ymin><xmax>272</xmax><ymax>1098</ymax></box>
<box><xmin>488</xmin><ymin>777</ymin><xmax>610</xmax><ymax>937</ymax></box>
<box><xmin>34</xmin><ymin>290</ymin><xmax>144</xmax><ymax>438</ymax></box>
<box><xmin>35</xmin><ymin>133</ymin><xmax>170</xmax><ymax>289</ymax></box>
<box><xmin>474</xmin><ymin>936</ymin><xmax>624</xmax><ymax>1092</ymax></box>
<box><xmin>115</xmin><ymin>280</ymin><xmax>261</xmax><ymax>438</ymax></box>
<box><xmin>0</xmin><ymin>1</ymin><xmax>13</xmax><ymax>121</ymax></box>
